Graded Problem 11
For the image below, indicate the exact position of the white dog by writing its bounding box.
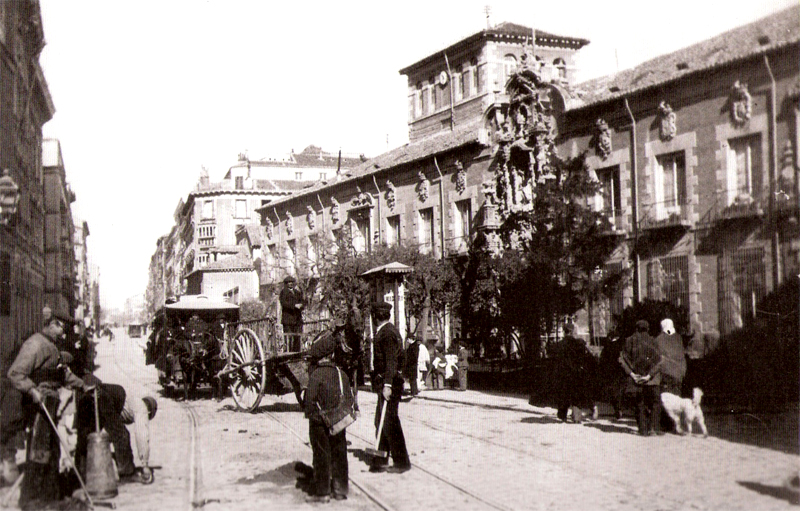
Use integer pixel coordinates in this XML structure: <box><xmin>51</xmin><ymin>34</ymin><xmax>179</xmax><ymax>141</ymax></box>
<box><xmin>660</xmin><ymin>387</ymin><xmax>708</xmax><ymax>437</ymax></box>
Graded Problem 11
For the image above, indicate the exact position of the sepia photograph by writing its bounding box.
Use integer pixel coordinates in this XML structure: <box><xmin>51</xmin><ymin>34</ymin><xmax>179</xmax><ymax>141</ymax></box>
<box><xmin>0</xmin><ymin>1</ymin><xmax>798</xmax><ymax>509</ymax></box>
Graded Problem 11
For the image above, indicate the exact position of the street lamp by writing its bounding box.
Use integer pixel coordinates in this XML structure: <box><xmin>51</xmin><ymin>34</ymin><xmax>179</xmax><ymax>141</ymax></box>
<box><xmin>0</xmin><ymin>169</ymin><xmax>20</xmax><ymax>226</ymax></box>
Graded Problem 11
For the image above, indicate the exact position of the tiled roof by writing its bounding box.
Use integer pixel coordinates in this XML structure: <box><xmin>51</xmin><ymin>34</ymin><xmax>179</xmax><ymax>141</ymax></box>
<box><xmin>197</xmin><ymin>253</ymin><xmax>253</xmax><ymax>272</ymax></box>
<box><xmin>400</xmin><ymin>22</ymin><xmax>589</xmax><ymax>75</ymax></box>
<box><xmin>257</xmin><ymin>117</ymin><xmax>485</xmax><ymax>210</ymax></box>
<box><xmin>237</xmin><ymin>224</ymin><xmax>263</xmax><ymax>247</ymax></box>
<box><xmin>573</xmin><ymin>6</ymin><xmax>800</xmax><ymax>108</ymax></box>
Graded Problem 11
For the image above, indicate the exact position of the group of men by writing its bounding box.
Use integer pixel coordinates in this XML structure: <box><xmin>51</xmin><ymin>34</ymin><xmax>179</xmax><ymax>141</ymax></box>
<box><xmin>555</xmin><ymin>317</ymin><xmax>688</xmax><ymax>435</ymax></box>
<box><xmin>1</xmin><ymin>311</ymin><xmax>158</xmax><ymax>510</ymax></box>
<box><xmin>301</xmin><ymin>299</ymin><xmax>411</xmax><ymax>504</ymax></box>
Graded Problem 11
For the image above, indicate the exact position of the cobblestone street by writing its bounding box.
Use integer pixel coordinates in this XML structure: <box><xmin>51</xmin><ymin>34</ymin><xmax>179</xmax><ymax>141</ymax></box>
<box><xmin>9</xmin><ymin>331</ymin><xmax>792</xmax><ymax>511</ymax></box>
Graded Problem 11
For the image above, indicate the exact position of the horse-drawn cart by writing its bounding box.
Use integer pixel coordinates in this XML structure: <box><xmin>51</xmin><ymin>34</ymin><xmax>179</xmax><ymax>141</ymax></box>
<box><xmin>220</xmin><ymin>317</ymin><xmax>332</xmax><ymax>412</ymax></box>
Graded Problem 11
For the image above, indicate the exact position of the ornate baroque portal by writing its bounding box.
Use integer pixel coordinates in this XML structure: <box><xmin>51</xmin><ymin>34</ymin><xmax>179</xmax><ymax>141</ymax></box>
<box><xmin>487</xmin><ymin>46</ymin><xmax>557</xmax><ymax>223</ymax></box>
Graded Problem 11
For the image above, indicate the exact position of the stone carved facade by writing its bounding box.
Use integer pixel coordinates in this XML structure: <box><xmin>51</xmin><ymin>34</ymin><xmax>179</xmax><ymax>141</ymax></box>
<box><xmin>285</xmin><ymin>211</ymin><xmax>293</xmax><ymax>235</ymax></box>
<box><xmin>591</xmin><ymin>118</ymin><xmax>613</xmax><ymax>160</ymax></box>
<box><xmin>265</xmin><ymin>217</ymin><xmax>273</xmax><ymax>240</ymax></box>
<box><xmin>488</xmin><ymin>46</ymin><xmax>556</xmax><ymax>222</ymax></box>
<box><xmin>417</xmin><ymin>171</ymin><xmax>429</xmax><ymax>202</ymax></box>
<box><xmin>730</xmin><ymin>80</ymin><xmax>752</xmax><ymax>127</ymax></box>
<box><xmin>455</xmin><ymin>161</ymin><xmax>466</xmax><ymax>194</ymax></box>
<box><xmin>385</xmin><ymin>180</ymin><xmax>396</xmax><ymax>210</ymax></box>
<box><xmin>306</xmin><ymin>205</ymin><xmax>315</xmax><ymax>230</ymax></box>
<box><xmin>658</xmin><ymin>101</ymin><xmax>677</xmax><ymax>141</ymax></box>
<box><xmin>330</xmin><ymin>196</ymin><xmax>340</xmax><ymax>224</ymax></box>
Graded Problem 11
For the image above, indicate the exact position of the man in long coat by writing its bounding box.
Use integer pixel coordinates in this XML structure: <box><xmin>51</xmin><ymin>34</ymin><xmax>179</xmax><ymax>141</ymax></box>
<box><xmin>619</xmin><ymin>320</ymin><xmax>663</xmax><ymax>436</ymax></box>
<box><xmin>303</xmin><ymin>326</ymin><xmax>354</xmax><ymax>503</ymax></box>
<box><xmin>369</xmin><ymin>301</ymin><xmax>410</xmax><ymax>473</ymax></box>
<box><xmin>279</xmin><ymin>276</ymin><xmax>304</xmax><ymax>352</ymax></box>
<box><xmin>7</xmin><ymin>315</ymin><xmax>91</xmax><ymax>508</ymax></box>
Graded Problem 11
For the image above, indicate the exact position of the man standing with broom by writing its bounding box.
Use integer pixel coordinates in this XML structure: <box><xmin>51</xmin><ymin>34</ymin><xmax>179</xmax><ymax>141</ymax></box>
<box><xmin>369</xmin><ymin>301</ymin><xmax>410</xmax><ymax>474</ymax></box>
<box><xmin>7</xmin><ymin>315</ymin><xmax>92</xmax><ymax>510</ymax></box>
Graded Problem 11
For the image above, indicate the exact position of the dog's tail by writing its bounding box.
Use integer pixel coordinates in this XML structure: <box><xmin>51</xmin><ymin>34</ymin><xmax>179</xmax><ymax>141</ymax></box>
<box><xmin>692</xmin><ymin>387</ymin><xmax>704</xmax><ymax>407</ymax></box>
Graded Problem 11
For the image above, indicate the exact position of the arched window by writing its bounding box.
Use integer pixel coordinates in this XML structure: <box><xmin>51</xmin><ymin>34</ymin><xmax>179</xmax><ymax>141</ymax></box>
<box><xmin>554</xmin><ymin>58</ymin><xmax>567</xmax><ymax>80</ymax></box>
<box><xmin>503</xmin><ymin>54</ymin><xmax>517</xmax><ymax>84</ymax></box>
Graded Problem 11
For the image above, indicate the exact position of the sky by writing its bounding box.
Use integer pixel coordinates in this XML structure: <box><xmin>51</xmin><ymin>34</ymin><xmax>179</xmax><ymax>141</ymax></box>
<box><xmin>38</xmin><ymin>0</ymin><xmax>797</xmax><ymax>310</ymax></box>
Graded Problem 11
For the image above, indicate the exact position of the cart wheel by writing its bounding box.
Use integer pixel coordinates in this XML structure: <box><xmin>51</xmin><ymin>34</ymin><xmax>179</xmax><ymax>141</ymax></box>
<box><xmin>228</xmin><ymin>328</ymin><xmax>266</xmax><ymax>412</ymax></box>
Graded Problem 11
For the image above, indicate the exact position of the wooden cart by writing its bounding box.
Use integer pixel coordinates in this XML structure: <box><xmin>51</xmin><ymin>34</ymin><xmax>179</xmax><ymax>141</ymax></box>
<box><xmin>220</xmin><ymin>317</ymin><xmax>332</xmax><ymax>412</ymax></box>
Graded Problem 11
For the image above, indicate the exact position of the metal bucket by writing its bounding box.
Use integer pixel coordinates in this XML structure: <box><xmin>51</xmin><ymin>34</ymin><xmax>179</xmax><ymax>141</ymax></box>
<box><xmin>85</xmin><ymin>430</ymin><xmax>118</xmax><ymax>499</ymax></box>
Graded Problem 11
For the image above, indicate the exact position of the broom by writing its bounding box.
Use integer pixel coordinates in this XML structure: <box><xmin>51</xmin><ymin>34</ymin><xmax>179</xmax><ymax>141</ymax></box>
<box><xmin>364</xmin><ymin>399</ymin><xmax>388</xmax><ymax>459</ymax></box>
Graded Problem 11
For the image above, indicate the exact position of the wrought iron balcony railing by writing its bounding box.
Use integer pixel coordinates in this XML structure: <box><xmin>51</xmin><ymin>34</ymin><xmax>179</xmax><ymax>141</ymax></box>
<box><xmin>638</xmin><ymin>199</ymin><xmax>692</xmax><ymax>231</ymax></box>
<box><xmin>703</xmin><ymin>189</ymin><xmax>765</xmax><ymax>225</ymax></box>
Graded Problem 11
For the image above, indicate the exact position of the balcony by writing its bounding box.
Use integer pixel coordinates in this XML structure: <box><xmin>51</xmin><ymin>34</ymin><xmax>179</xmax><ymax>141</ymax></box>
<box><xmin>638</xmin><ymin>199</ymin><xmax>692</xmax><ymax>232</ymax></box>
<box><xmin>705</xmin><ymin>190</ymin><xmax>765</xmax><ymax>225</ymax></box>
<box><xmin>597</xmin><ymin>208</ymin><xmax>627</xmax><ymax>238</ymax></box>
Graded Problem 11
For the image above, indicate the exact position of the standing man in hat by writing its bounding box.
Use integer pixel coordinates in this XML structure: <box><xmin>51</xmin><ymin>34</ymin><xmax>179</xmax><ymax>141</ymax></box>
<box><xmin>369</xmin><ymin>301</ymin><xmax>411</xmax><ymax>473</ymax></box>
<box><xmin>7</xmin><ymin>315</ymin><xmax>92</xmax><ymax>508</ymax></box>
<box><xmin>280</xmin><ymin>276</ymin><xmax>305</xmax><ymax>352</ymax></box>
<box><xmin>619</xmin><ymin>320</ymin><xmax>663</xmax><ymax>436</ymax></box>
<box><xmin>302</xmin><ymin>325</ymin><xmax>354</xmax><ymax>502</ymax></box>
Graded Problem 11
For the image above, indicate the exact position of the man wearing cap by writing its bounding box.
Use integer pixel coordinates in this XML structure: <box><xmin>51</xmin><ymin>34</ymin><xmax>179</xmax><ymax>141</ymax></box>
<box><xmin>7</xmin><ymin>315</ymin><xmax>92</xmax><ymax>508</ymax></box>
<box><xmin>280</xmin><ymin>276</ymin><xmax>305</xmax><ymax>352</ymax></box>
<box><xmin>75</xmin><ymin>375</ymin><xmax>158</xmax><ymax>484</ymax></box>
<box><xmin>302</xmin><ymin>325</ymin><xmax>354</xmax><ymax>502</ymax></box>
<box><xmin>619</xmin><ymin>320</ymin><xmax>663</xmax><ymax>436</ymax></box>
<box><xmin>369</xmin><ymin>301</ymin><xmax>410</xmax><ymax>473</ymax></box>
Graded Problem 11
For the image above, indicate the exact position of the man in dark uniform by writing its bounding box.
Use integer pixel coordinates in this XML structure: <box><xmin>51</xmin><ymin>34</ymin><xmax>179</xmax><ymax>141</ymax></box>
<box><xmin>303</xmin><ymin>325</ymin><xmax>354</xmax><ymax>503</ymax></box>
<box><xmin>7</xmin><ymin>315</ymin><xmax>92</xmax><ymax>509</ymax></box>
<box><xmin>619</xmin><ymin>320</ymin><xmax>663</xmax><ymax>436</ymax></box>
<box><xmin>279</xmin><ymin>276</ymin><xmax>304</xmax><ymax>352</ymax></box>
<box><xmin>369</xmin><ymin>301</ymin><xmax>410</xmax><ymax>473</ymax></box>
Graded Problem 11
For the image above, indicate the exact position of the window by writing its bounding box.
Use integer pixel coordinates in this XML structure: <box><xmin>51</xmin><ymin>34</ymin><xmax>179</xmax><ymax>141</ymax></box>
<box><xmin>461</xmin><ymin>68</ymin><xmax>470</xmax><ymax>98</ymax></box>
<box><xmin>726</xmin><ymin>135</ymin><xmax>762</xmax><ymax>206</ymax></box>
<box><xmin>198</xmin><ymin>224</ymin><xmax>216</xmax><ymax>246</ymax></box>
<box><xmin>351</xmin><ymin>216</ymin><xmax>370</xmax><ymax>254</ymax></box>
<box><xmin>455</xmin><ymin>72</ymin><xmax>464</xmax><ymax>101</ymax></box>
<box><xmin>319</xmin><ymin>172</ymin><xmax>327</xmax><ymax>181</ymax></box>
<box><xmin>454</xmin><ymin>200</ymin><xmax>471</xmax><ymax>252</ymax></box>
<box><xmin>472</xmin><ymin>59</ymin><xmax>481</xmax><ymax>93</ymax></box>
<box><xmin>201</xmin><ymin>200</ymin><xmax>214</xmax><ymax>220</ymax></box>
<box><xmin>295</xmin><ymin>171</ymin><xmax>303</xmax><ymax>181</ymax></box>
<box><xmin>235</xmin><ymin>199</ymin><xmax>247</xmax><ymax>219</ymax></box>
<box><xmin>596</xmin><ymin>166</ymin><xmax>621</xmax><ymax>228</ymax></box>
<box><xmin>654</xmin><ymin>152</ymin><xmax>686</xmax><ymax>220</ymax></box>
<box><xmin>719</xmin><ymin>247</ymin><xmax>766</xmax><ymax>333</ymax></box>
<box><xmin>502</xmin><ymin>54</ymin><xmax>517</xmax><ymax>86</ymax></box>
<box><xmin>223</xmin><ymin>286</ymin><xmax>240</xmax><ymax>304</ymax></box>
<box><xmin>554</xmin><ymin>58</ymin><xmax>567</xmax><ymax>80</ymax></box>
<box><xmin>386</xmin><ymin>215</ymin><xmax>400</xmax><ymax>246</ymax></box>
<box><xmin>647</xmin><ymin>256</ymin><xmax>689</xmax><ymax>311</ymax></box>
<box><xmin>420</xmin><ymin>85</ymin><xmax>428</xmax><ymax>115</ymax></box>
<box><xmin>235</xmin><ymin>176</ymin><xmax>244</xmax><ymax>190</ymax></box>
<box><xmin>418</xmin><ymin>208</ymin><xmax>434</xmax><ymax>254</ymax></box>
<box><xmin>198</xmin><ymin>253</ymin><xmax>210</xmax><ymax>266</ymax></box>
<box><xmin>432</xmin><ymin>79</ymin><xmax>439</xmax><ymax>111</ymax></box>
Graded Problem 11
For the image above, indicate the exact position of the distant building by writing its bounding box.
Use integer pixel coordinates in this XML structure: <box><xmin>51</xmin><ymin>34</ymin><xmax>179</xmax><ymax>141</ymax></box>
<box><xmin>146</xmin><ymin>146</ymin><xmax>361</xmax><ymax>307</ymax></box>
<box><xmin>42</xmin><ymin>139</ymin><xmax>77</xmax><ymax>321</ymax></box>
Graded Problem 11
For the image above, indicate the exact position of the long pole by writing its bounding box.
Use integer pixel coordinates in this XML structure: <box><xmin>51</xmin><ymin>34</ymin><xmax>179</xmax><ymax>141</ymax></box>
<box><xmin>38</xmin><ymin>401</ymin><xmax>96</xmax><ymax>509</ymax></box>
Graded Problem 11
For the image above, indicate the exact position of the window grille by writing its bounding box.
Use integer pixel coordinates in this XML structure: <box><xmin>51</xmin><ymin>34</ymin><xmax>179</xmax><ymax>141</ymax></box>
<box><xmin>647</xmin><ymin>255</ymin><xmax>689</xmax><ymax>311</ymax></box>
